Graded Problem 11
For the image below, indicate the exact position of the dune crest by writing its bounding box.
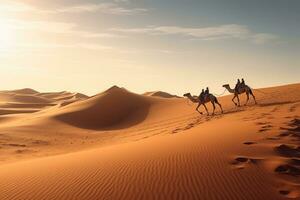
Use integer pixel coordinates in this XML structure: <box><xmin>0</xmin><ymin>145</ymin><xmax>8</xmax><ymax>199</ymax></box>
<box><xmin>9</xmin><ymin>88</ymin><xmax>39</xmax><ymax>95</ymax></box>
<box><xmin>144</xmin><ymin>91</ymin><xmax>181</xmax><ymax>98</ymax></box>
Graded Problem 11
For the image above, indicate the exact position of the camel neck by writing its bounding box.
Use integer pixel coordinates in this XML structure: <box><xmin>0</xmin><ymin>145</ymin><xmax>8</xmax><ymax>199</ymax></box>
<box><xmin>225</xmin><ymin>86</ymin><xmax>235</xmax><ymax>93</ymax></box>
<box><xmin>188</xmin><ymin>95</ymin><xmax>198</xmax><ymax>103</ymax></box>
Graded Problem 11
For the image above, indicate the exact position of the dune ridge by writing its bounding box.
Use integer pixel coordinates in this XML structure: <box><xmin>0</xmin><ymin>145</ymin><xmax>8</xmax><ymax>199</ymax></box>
<box><xmin>143</xmin><ymin>91</ymin><xmax>181</xmax><ymax>98</ymax></box>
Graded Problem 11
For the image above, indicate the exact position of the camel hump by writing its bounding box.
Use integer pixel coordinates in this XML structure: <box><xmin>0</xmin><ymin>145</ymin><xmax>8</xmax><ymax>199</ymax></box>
<box><xmin>237</xmin><ymin>85</ymin><xmax>248</xmax><ymax>94</ymax></box>
<box><xmin>204</xmin><ymin>93</ymin><xmax>213</xmax><ymax>101</ymax></box>
<box><xmin>208</xmin><ymin>93</ymin><xmax>215</xmax><ymax>98</ymax></box>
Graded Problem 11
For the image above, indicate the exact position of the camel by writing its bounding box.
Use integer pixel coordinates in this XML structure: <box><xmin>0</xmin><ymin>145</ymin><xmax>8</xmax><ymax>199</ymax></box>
<box><xmin>183</xmin><ymin>93</ymin><xmax>223</xmax><ymax>115</ymax></box>
<box><xmin>222</xmin><ymin>84</ymin><xmax>257</xmax><ymax>106</ymax></box>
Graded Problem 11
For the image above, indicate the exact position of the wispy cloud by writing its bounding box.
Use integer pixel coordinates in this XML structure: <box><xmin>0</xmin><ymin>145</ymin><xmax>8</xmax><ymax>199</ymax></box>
<box><xmin>252</xmin><ymin>33</ymin><xmax>279</xmax><ymax>44</ymax></box>
<box><xmin>112</xmin><ymin>24</ymin><xmax>279</xmax><ymax>44</ymax></box>
<box><xmin>114</xmin><ymin>0</ymin><xmax>130</xmax><ymax>3</ymax></box>
<box><xmin>17</xmin><ymin>43</ymin><xmax>115</xmax><ymax>51</ymax></box>
<box><xmin>4</xmin><ymin>19</ymin><xmax>122</xmax><ymax>39</ymax></box>
<box><xmin>0</xmin><ymin>1</ymin><xmax>34</xmax><ymax>12</ymax></box>
<box><xmin>48</xmin><ymin>3</ymin><xmax>147</xmax><ymax>15</ymax></box>
<box><xmin>0</xmin><ymin>1</ymin><xmax>147</xmax><ymax>15</ymax></box>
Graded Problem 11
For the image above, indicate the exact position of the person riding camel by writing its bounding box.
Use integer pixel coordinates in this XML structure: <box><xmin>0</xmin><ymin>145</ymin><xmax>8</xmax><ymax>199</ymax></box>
<box><xmin>235</xmin><ymin>79</ymin><xmax>241</xmax><ymax>93</ymax></box>
<box><xmin>240</xmin><ymin>78</ymin><xmax>245</xmax><ymax>88</ymax></box>
<box><xmin>199</xmin><ymin>89</ymin><xmax>205</xmax><ymax>103</ymax></box>
<box><xmin>204</xmin><ymin>87</ymin><xmax>210</xmax><ymax>98</ymax></box>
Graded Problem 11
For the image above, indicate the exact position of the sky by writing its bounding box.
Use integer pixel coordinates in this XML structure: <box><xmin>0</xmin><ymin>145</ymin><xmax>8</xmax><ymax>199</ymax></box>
<box><xmin>0</xmin><ymin>0</ymin><xmax>299</xmax><ymax>96</ymax></box>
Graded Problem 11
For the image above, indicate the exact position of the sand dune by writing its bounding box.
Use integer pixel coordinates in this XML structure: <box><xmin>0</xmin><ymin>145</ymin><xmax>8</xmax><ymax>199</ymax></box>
<box><xmin>0</xmin><ymin>83</ymin><xmax>299</xmax><ymax>199</ymax></box>
<box><xmin>144</xmin><ymin>91</ymin><xmax>181</xmax><ymax>98</ymax></box>
<box><xmin>37</xmin><ymin>91</ymin><xmax>88</xmax><ymax>102</ymax></box>
<box><xmin>9</xmin><ymin>88</ymin><xmax>39</xmax><ymax>95</ymax></box>
<box><xmin>53</xmin><ymin>86</ymin><xmax>151</xmax><ymax>130</ymax></box>
<box><xmin>0</xmin><ymin>92</ymin><xmax>52</xmax><ymax>104</ymax></box>
<box><xmin>0</xmin><ymin>89</ymin><xmax>88</xmax><ymax>116</ymax></box>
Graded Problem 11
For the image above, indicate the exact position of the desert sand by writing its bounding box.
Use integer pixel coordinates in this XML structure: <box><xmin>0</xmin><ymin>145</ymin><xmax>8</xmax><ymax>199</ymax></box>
<box><xmin>0</xmin><ymin>83</ymin><xmax>299</xmax><ymax>200</ymax></box>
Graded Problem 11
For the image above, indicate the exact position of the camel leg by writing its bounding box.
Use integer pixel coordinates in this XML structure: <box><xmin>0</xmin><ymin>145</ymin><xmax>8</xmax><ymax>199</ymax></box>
<box><xmin>203</xmin><ymin>103</ymin><xmax>209</xmax><ymax>115</ymax></box>
<box><xmin>216</xmin><ymin>102</ymin><xmax>223</xmax><ymax>113</ymax></box>
<box><xmin>196</xmin><ymin>103</ymin><xmax>203</xmax><ymax>115</ymax></box>
<box><xmin>250</xmin><ymin>91</ymin><xmax>257</xmax><ymax>104</ymax></box>
<box><xmin>211</xmin><ymin>102</ymin><xmax>216</xmax><ymax>115</ymax></box>
<box><xmin>245</xmin><ymin>92</ymin><xmax>250</xmax><ymax>106</ymax></box>
<box><xmin>252</xmin><ymin>94</ymin><xmax>257</xmax><ymax>104</ymax></box>
<box><xmin>232</xmin><ymin>95</ymin><xmax>237</xmax><ymax>106</ymax></box>
<box><xmin>236</xmin><ymin>95</ymin><xmax>241</xmax><ymax>107</ymax></box>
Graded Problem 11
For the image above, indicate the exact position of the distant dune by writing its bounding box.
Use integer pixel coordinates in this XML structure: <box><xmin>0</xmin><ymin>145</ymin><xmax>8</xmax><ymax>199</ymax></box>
<box><xmin>0</xmin><ymin>83</ymin><xmax>299</xmax><ymax>200</ymax></box>
<box><xmin>0</xmin><ymin>92</ymin><xmax>51</xmax><ymax>104</ymax></box>
<box><xmin>0</xmin><ymin>88</ymin><xmax>88</xmax><ymax>116</ymax></box>
<box><xmin>143</xmin><ymin>91</ymin><xmax>181</xmax><ymax>98</ymax></box>
<box><xmin>37</xmin><ymin>91</ymin><xmax>88</xmax><ymax>101</ymax></box>
<box><xmin>9</xmin><ymin>88</ymin><xmax>39</xmax><ymax>95</ymax></box>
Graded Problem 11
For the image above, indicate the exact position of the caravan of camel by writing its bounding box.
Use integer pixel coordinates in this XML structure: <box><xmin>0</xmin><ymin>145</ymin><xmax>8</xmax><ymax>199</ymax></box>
<box><xmin>184</xmin><ymin>79</ymin><xmax>257</xmax><ymax>115</ymax></box>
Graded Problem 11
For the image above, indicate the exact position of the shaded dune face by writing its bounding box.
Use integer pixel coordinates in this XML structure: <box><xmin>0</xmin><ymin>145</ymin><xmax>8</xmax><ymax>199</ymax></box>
<box><xmin>54</xmin><ymin>87</ymin><xmax>151</xmax><ymax>130</ymax></box>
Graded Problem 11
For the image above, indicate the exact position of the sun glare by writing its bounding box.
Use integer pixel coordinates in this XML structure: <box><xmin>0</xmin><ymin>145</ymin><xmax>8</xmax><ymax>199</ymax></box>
<box><xmin>0</xmin><ymin>20</ymin><xmax>16</xmax><ymax>50</ymax></box>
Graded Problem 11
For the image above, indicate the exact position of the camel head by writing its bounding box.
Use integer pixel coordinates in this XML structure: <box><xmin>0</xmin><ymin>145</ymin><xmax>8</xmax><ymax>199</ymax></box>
<box><xmin>183</xmin><ymin>93</ymin><xmax>191</xmax><ymax>97</ymax></box>
<box><xmin>222</xmin><ymin>84</ymin><xmax>229</xmax><ymax>88</ymax></box>
<box><xmin>183</xmin><ymin>93</ymin><xmax>199</xmax><ymax>103</ymax></box>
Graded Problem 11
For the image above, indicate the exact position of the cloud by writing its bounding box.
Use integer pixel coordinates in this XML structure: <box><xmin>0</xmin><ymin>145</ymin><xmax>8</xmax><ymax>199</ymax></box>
<box><xmin>17</xmin><ymin>43</ymin><xmax>115</xmax><ymax>51</ymax></box>
<box><xmin>49</xmin><ymin>3</ymin><xmax>147</xmax><ymax>15</ymax></box>
<box><xmin>8</xmin><ymin>20</ymin><xmax>76</xmax><ymax>33</ymax></box>
<box><xmin>12</xmin><ymin>42</ymin><xmax>139</xmax><ymax>55</ymax></box>
<box><xmin>0</xmin><ymin>1</ymin><xmax>147</xmax><ymax>16</ymax></box>
<box><xmin>114</xmin><ymin>0</ymin><xmax>130</xmax><ymax>3</ymax></box>
<box><xmin>112</xmin><ymin>24</ymin><xmax>279</xmax><ymax>44</ymax></box>
<box><xmin>4</xmin><ymin>19</ymin><xmax>122</xmax><ymax>39</ymax></box>
<box><xmin>112</xmin><ymin>24</ymin><xmax>249</xmax><ymax>38</ymax></box>
<box><xmin>252</xmin><ymin>33</ymin><xmax>279</xmax><ymax>44</ymax></box>
<box><xmin>0</xmin><ymin>1</ymin><xmax>35</xmax><ymax>12</ymax></box>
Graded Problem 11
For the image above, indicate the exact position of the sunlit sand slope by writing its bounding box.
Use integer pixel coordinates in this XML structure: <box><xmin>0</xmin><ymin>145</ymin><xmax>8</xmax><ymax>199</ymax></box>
<box><xmin>0</xmin><ymin>83</ymin><xmax>299</xmax><ymax>200</ymax></box>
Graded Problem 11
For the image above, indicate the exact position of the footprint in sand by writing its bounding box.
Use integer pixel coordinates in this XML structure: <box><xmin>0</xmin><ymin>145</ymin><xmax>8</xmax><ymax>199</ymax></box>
<box><xmin>172</xmin><ymin>119</ymin><xmax>202</xmax><ymax>134</ymax></box>
<box><xmin>278</xmin><ymin>132</ymin><xmax>291</xmax><ymax>137</ymax></box>
<box><xmin>289</xmin><ymin>158</ymin><xmax>300</xmax><ymax>166</ymax></box>
<box><xmin>275</xmin><ymin>164</ymin><xmax>300</xmax><ymax>176</ymax></box>
<box><xmin>278</xmin><ymin>187</ymin><xmax>300</xmax><ymax>198</ymax></box>
<box><xmin>275</xmin><ymin>144</ymin><xmax>300</xmax><ymax>158</ymax></box>
<box><xmin>15</xmin><ymin>149</ymin><xmax>35</xmax><ymax>154</ymax></box>
<box><xmin>255</xmin><ymin>122</ymin><xmax>274</xmax><ymax>132</ymax></box>
<box><xmin>289</xmin><ymin>103</ymin><xmax>300</xmax><ymax>112</ymax></box>
<box><xmin>31</xmin><ymin>140</ymin><xmax>50</xmax><ymax>146</ymax></box>
<box><xmin>259</xmin><ymin>128</ymin><xmax>270</xmax><ymax>132</ymax></box>
<box><xmin>260</xmin><ymin>113</ymin><xmax>272</xmax><ymax>117</ymax></box>
<box><xmin>231</xmin><ymin>157</ymin><xmax>261</xmax><ymax>169</ymax></box>
<box><xmin>256</xmin><ymin>122</ymin><xmax>270</xmax><ymax>125</ymax></box>
<box><xmin>270</xmin><ymin>105</ymin><xmax>281</xmax><ymax>113</ymax></box>
<box><xmin>258</xmin><ymin>124</ymin><xmax>273</xmax><ymax>132</ymax></box>
<box><xmin>279</xmin><ymin>190</ymin><xmax>290</xmax><ymax>195</ymax></box>
<box><xmin>243</xmin><ymin>141</ymin><xmax>257</xmax><ymax>145</ymax></box>
<box><xmin>171</xmin><ymin>127</ymin><xmax>184</xmax><ymax>134</ymax></box>
<box><xmin>235</xmin><ymin>157</ymin><xmax>249</xmax><ymax>163</ymax></box>
<box><xmin>262</xmin><ymin>125</ymin><xmax>273</xmax><ymax>129</ymax></box>
<box><xmin>3</xmin><ymin>143</ymin><xmax>27</xmax><ymax>147</ymax></box>
<box><xmin>266</xmin><ymin>137</ymin><xmax>280</xmax><ymax>141</ymax></box>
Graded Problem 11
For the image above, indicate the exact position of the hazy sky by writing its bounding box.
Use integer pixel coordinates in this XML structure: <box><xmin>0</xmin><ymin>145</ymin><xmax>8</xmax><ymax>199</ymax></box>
<box><xmin>0</xmin><ymin>0</ymin><xmax>299</xmax><ymax>96</ymax></box>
